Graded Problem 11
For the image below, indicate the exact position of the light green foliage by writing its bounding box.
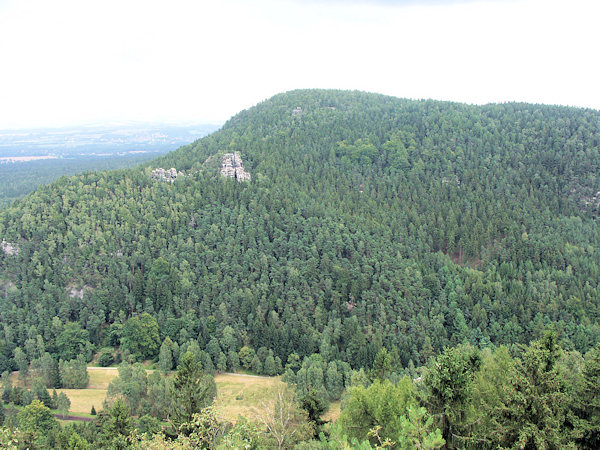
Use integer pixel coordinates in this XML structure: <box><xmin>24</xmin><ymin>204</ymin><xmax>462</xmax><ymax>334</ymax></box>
<box><xmin>106</xmin><ymin>362</ymin><xmax>170</xmax><ymax>418</ymax></box>
<box><xmin>264</xmin><ymin>352</ymin><xmax>276</xmax><ymax>376</ymax></box>
<box><xmin>313</xmin><ymin>423</ymin><xmax>376</xmax><ymax>449</ymax></box>
<box><xmin>1</xmin><ymin>371</ymin><xmax>11</xmax><ymax>402</ymax></box>
<box><xmin>17</xmin><ymin>400</ymin><xmax>58</xmax><ymax>446</ymax></box>
<box><xmin>239</xmin><ymin>346</ymin><xmax>255</xmax><ymax>370</ymax></box>
<box><xmin>13</xmin><ymin>347</ymin><xmax>28</xmax><ymax>383</ymax></box>
<box><xmin>227</xmin><ymin>350</ymin><xmax>239</xmax><ymax>372</ymax></box>
<box><xmin>217</xmin><ymin>352</ymin><xmax>227</xmax><ymax>373</ymax></box>
<box><xmin>325</xmin><ymin>362</ymin><xmax>344</xmax><ymax>400</ymax></box>
<box><xmin>64</xmin><ymin>431</ymin><xmax>90</xmax><ymax>450</ymax></box>
<box><xmin>250</xmin><ymin>355</ymin><xmax>262</xmax><ymax>374</ymax></box>
<box><xmin>396</xmin><ymin>406</ymin><xmax>445</xmax><ymax>449</ymax></box>
<box><xmin>297</xmin><ymin>364</ymin><xmax>325</xmax><ymax>403</ymax></box>
<box><xmin>53</xmin><ymin>393</ymin><xmax>70</xmax><ymax>422</ymax></box>
<box><xmin>467</xmin><ymin>346</ymin><xmax>515</xmax><ymax>446</ymax></box>
<box><xmin>59</xmin><ymin>355</ymin><xmax>89</xmax><ymax>388</ymax></box>
<box><xmin>31</xmin><ymin>352</ymin><xmax>60</xmax><ymax>388</ymax></box>
<box><xmin>0</xmin><ymin>426</ymin><xmax>20</xmax><ymax>449</ymax></box>
<box><xmin>32</xmin><ymin>378</ymin><xmax>53</xmax><ymax>408</ymax></box>
<box><xmin>159</xmin><ymin>337</ymin><xmax>175</xmax><ymax>373</ymax></box>
<box><xmin>216</xmin><ymin>417</ymin><xmax>262</xmax><ymax>449</ymax></box>
<box><xmin>338</xmin><ymin>377</ymin><xmax>417</xmax><ymax>445</ymax></box>
<box><xmin>347</xmin><ymin>368</ymin><xmax>370</xmax><ymax>389</ymax></box>
<box><xmin>252</xmin><ymin>387</ymin><xmax>313</xmax><ymax>450</ymax></box>
<box><xmin>177</xmin><ymin>406</ymin><xmax>224</xmax><ymax>445</ymax></box>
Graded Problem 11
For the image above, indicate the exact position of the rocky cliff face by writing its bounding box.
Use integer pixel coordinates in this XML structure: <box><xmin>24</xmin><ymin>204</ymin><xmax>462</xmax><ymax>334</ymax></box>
<box><xmin>220</xmin><ymin>152</ymin><xmax>250</xmax><ymax>181</ymax></box>
<box><xmin>151</xmin><ymin>167</ymin><xmax>184</xmax><ymax>182</ymax></box>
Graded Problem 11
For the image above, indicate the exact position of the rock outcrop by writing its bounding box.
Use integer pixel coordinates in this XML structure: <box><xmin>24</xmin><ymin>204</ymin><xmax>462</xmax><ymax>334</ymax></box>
<box><xmin>151</xmin><ymin>167</ymin><xmax>184</xmax><ymax>182</ymax></box>
<box><xmin>1</xmin><ymin>240</ymin><xmax>18</xmax><ymax>256</ymax></box>
<box><xmin>221</xmin><ymin>152</ymin><xmax>251</xmax><ymax>181</ymax></box>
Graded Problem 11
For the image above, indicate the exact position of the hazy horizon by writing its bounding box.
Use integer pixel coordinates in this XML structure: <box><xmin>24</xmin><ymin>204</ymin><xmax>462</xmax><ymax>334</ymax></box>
<box><xmin>1</xmin><ymin>0</ymin><xmax>598</xmax><ymax>129</ymax></box>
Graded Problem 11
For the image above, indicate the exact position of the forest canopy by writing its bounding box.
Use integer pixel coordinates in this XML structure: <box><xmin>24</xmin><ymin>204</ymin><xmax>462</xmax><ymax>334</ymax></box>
<box><xmin>0</xmin><ymin>89</ymin><xmax>599</xmax><ymax>377</ymax></box>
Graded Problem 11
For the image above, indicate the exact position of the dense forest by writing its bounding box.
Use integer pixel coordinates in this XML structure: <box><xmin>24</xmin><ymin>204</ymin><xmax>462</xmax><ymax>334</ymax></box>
<box><xmin>0</xmin><ymin>89</ymin><xmax>599</xmax><ymax>447</ymax></box>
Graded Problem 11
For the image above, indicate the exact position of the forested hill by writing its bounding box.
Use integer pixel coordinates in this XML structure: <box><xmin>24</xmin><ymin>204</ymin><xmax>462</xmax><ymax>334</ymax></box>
<box><xmin>1</xmin><ymin>89</ymin><xmax>600</xmax><ymax>374</ymax></box>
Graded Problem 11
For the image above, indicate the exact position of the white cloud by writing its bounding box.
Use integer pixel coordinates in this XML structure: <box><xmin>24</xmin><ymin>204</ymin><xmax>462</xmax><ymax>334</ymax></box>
<box><xmin>0</xmin><ymin>0</ymin><xmax>598</xmax><ymax>128</ymax></box>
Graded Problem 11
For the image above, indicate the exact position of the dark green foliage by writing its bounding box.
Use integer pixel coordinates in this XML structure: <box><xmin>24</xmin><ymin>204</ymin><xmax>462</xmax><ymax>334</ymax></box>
<box><xmin>1</xmin><ymin>90</ymin><xmax>600</xmax><ymax>379</ymax></box>
<box><xmin>422</xmin><ymin>344</ymin><xmax>481</xmax><ymax>447</ymax></box>
<box><xmin>574</xmin><ymin>344</ymin><xmax>600</xmax><ymax>448</ymax></box>
<box><xmin>170</xmin><ymin>352</ymin><xmax>217</xmax><ymax>431</ymax></box>
<box><xmin>136</xmin><ymin>414</ymin><xmax>161</xmax><ymax>436</ymax></box>
<box><xmin>496</xmin><ymin>333</ymin><xmax>573</xmax><ymax>449</ymax></box>
<box><xmin>32</xmin><ymin>378</ymin><xmax>53</xmax><ymax>408</ymax></box>
<box><xmin>100</xmin><ymin>398</ymin><xmax>133</xmax><ymax>449</ymax></box>
<box><xmin>90</xmin><ymin>405</ymin><xmax>97</xmax><ymax>415</ymax></box>
<box><xmin>121</xmin><ymin>313</ymin><xmax>160</xmax><ymax>361</ymax></box>
<box><xmin>97</xmin><ymin>347</ymin><xmax>115</xmax><ymax>367</ymax></box>
<box><xmin>0</xmin><ymin>153</ymin><xmax>162</xmax><ymax>209</ymax></box>
<box><xmin>56</xmin><ymin>322</ymin><xmax>90</xmax><ymax>362</ymax></box>
<box><xmin>299</xmin><ymin>388</ymin><xmax>328</xmax><ymax>436</ymax></box>
<box><xmin>0</xmin><ymin>89</ymin><xmax>600</xmax><ymax>446</ymax></box>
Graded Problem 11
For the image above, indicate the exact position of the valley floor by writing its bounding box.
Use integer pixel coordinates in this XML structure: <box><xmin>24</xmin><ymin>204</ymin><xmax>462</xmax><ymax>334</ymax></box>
<box><xmin>11</xmin><ymin>368</ymin><xmax>342</xmax><ymax>423</ymax></box>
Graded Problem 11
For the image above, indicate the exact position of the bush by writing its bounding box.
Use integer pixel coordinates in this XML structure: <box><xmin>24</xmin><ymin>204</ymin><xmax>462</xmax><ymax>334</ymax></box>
<box><xmin>98</xmin><ymin>348</ymin><xmax>115</xmax><ymax>367</ymax></box>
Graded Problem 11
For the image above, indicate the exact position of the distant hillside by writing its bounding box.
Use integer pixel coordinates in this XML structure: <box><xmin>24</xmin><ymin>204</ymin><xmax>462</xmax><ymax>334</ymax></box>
<box><xmin>0</xmin><ymin>123</ymin><xmax>219</xmax><ymax>209</ymax></box>
<box><xmin>0</xmin><ymin>89</ymin><xmax>599</xmax><ymax>376</ymax></box>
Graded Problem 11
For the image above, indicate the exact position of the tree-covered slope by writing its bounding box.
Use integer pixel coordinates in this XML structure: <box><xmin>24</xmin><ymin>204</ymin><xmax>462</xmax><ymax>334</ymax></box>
<box><xmin>1</xmin><ymin>89</ymin><xmax>599</xmax><ymax>374</ymax></box>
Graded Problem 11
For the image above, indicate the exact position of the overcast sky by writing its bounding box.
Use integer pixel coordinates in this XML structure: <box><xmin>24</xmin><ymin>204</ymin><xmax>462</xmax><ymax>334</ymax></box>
<box><xmin>0</xmin><ymin>0</ymin><xmax>598</xmax><ymax>129</ymax></box>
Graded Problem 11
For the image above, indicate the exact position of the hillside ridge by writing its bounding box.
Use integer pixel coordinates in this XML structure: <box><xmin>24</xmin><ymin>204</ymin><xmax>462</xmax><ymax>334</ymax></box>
<box><xmin>0</xmin><ymin>89</ymin><xmax>599</xmax><ymax>381</ymax></box>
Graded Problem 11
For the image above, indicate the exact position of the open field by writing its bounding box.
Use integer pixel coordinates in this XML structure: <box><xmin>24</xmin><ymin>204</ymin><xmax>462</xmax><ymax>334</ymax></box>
<box><xmin>11</xmin><ymin>368</ymin><xmax>338</xmax><ymax>423</ymax></box>
<box><xmin>87</xmin><ymin>366</ymin><xmax>119</xmax><ymax>389</ymax></box>
<box><xmin>213</xmin><ymin>373</ymin><xmax>286</xmax><ymax>422</ymax></box>
<box><xmin>56</xmin><ymin>388</ymin><xmax>107</xmax><ymax>415</ymax></box>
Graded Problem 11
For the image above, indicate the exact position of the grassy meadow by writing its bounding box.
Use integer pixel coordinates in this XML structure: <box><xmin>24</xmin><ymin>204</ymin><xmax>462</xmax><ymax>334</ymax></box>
<box><xmin>9</xmin><ymin>368</ymin><xmax>340</xmax><ymax>423</ymax></box>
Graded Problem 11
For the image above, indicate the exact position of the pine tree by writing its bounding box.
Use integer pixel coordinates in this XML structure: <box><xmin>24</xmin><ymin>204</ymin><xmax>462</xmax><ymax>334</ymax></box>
<box><xmin>170</xmin><ymin>352</ymin><xmax>217</xmax><ymax>432</ymax></box>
